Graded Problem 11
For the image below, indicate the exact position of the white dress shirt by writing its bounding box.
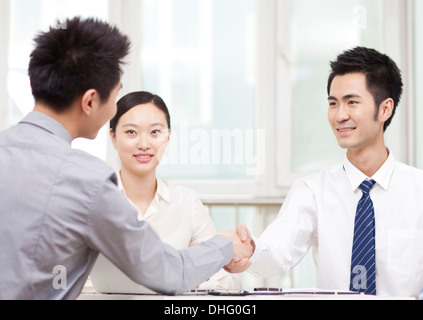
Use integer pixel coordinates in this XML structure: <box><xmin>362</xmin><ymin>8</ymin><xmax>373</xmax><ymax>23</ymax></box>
<box><xmin>118</xmin><ymin>175</ymin><xmax>242</xmax><ymax>290</ymax></box>
<box><xmin>249</xmin><ymin>152</ymin><xmax>423</xmax><ymax>298</ymax></box>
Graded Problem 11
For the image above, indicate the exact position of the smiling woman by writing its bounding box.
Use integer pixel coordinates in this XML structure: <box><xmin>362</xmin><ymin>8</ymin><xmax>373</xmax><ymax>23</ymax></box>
<box><xmin>110</xmin><ymin>101</ymin><xmax>170</xmax><ymax>183</ymax></box>
<box><xmin>94</xmin><ymin>91</ymin><xmax>242</xmax><ymax>290</ymax></box>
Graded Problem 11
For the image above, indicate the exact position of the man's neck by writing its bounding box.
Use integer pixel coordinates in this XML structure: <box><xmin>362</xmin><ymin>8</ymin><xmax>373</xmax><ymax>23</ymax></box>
<box><xmin>33</xmin><ymin>102</ymin><xmax>80</xmax><ymax>140</ymax></box>
<box><xmin>347</xmin><ymin>144</ymin><xmax>389</xmax><ymax>177</ymax></box>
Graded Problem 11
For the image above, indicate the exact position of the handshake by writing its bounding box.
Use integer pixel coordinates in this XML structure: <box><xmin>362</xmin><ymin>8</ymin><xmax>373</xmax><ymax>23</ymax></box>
<box><xmin>219</xmin><ymin>225</ymin><xmax>255</xmax><ymax>274</ymax></box>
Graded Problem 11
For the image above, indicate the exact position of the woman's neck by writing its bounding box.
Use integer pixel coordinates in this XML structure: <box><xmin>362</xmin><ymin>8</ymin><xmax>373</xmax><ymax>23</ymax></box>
<box><xmin>120</xmin><ymin>168</ymin><xmax>157</xmax><ymax>216</ymax></box>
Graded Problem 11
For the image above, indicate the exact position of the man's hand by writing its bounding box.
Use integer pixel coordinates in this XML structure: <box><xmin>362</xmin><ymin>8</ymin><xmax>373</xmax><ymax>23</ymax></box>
<box><xmin>219</xmin><ymin>228</ymin><xmax>253</xmax><ymax>262</ymax></box>
<box><xmin>224</xmin><ymin>259</ymin><xmax>251</xmax><ymax>273</ymax></box>
<box><xmin>219</xmin><ymin>225</ymin><xmax>255</xmax><ymax>274</ymax></box>
<box><xmin>236</xmin><ymin>224</ymin><xmax>253</xmax><ymax>244</ymax></box>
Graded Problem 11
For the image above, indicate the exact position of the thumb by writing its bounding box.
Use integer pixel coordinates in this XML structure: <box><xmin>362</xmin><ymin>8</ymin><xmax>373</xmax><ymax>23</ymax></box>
<box><xmin>236</xmin><ymin>224</ymin><xmax>250</xmax><ymax>242</ymax></box>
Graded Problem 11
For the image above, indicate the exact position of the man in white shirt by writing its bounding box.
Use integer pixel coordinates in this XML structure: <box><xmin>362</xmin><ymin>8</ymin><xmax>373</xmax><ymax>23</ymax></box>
<box><xmin>227</xmin><ymin>47</ymin><xmax>423</xmax><ymax>298</ymax></box>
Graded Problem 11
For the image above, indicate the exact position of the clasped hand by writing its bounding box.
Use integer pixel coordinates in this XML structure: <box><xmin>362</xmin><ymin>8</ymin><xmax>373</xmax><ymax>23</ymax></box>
<box><xmin>219</xmin><ymin>225</ymin><xmax>255</xmax><ymax>274</ymax></box>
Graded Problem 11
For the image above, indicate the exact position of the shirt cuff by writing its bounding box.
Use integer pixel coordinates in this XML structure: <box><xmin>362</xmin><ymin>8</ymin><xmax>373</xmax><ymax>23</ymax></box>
<box><xmin>249</xmin><ymin>236</ymin><xmax>261</xmax><ymax>263</ymax></box>
<box><xmin>212</xmin><ymin>235</ymin><xmax>234</xmax><ymax>266</ymax></box>
<box><xmin>247</xmin><ymin>236</ymin><xmax>265</xmax><ymax>276</ymax></box>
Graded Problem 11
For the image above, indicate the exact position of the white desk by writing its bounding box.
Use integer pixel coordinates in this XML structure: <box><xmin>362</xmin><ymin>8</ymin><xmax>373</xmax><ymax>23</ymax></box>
<box><xmin>78</xmin><ymin>287</ymin><xmax>413</xmax><ymax>300</ymax></box>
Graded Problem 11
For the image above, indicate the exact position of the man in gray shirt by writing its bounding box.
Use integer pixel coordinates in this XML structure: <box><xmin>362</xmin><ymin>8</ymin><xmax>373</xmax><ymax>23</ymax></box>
<box><xmin>0</xmin><ymin>17</ymin><xmax>252</xmax><ymax>300</ymax></box>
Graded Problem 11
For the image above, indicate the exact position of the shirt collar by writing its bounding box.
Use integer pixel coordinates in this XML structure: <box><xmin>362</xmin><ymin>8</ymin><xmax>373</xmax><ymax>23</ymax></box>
<box><xmin>117</xmin><ymin>173</ymin><xmax>171</xmax><ymax>204</ymax></box>
<box><xmin>156</xmin><ymin>178</ymin><xmax>171</xmax><ymax>203</ymax></box>
<box><xmin>342</xmin><ymin>150</ymin><xmax>395</xmax><ymax>192</ymax></box>
<box><xmin>19</xmin><ymin>111</ymin><xmax>72</xmax><ymax>145</ymax></box>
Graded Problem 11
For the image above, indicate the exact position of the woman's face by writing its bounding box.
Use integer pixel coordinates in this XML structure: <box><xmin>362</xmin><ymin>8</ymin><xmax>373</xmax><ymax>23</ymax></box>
<box><xmin>110</xmin><ymin>103</ymin><xmax>170</xmax><ymax>176</ymax></box>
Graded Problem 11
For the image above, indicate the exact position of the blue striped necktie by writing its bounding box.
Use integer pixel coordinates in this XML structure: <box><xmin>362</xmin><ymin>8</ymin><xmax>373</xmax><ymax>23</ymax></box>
<box><xmin>350</xmin><ymin>179</ymin><xmax>377</xmax><ymax>295</ymax></box>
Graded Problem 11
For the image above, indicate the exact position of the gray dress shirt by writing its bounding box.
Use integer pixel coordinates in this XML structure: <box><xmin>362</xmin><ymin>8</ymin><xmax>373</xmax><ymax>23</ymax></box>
<box><xmin>0</xmin><ymin>111</ymin><xmax>232</xmax><ymax>300</ymax></box>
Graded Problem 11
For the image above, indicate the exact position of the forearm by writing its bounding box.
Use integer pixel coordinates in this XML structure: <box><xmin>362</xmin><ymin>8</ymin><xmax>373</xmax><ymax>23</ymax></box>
<box><xmin>168</xmin><ymin>235</ymin><xmax>233</xmax><ymax>295</ymax></box>
<box><xmin>247</xmin><ymin>236</ymin><xmax>303</xmax><ymax>278</ymax></box>
<box><xmin>88</xmin><ymin>178</ymin><xmax>233</xmax><ymax>295</ymax></box>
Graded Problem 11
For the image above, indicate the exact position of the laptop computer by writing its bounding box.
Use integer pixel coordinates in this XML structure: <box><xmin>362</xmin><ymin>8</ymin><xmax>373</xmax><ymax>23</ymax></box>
<box><xmin>90</xmin><ymin>254</ymin><xmax>156</xmax><ymax>295</ymax></box>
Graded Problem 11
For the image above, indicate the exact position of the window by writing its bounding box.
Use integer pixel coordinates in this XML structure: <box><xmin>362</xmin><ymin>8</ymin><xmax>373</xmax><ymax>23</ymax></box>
<box><xmin>4</xmin><ymin>0</ymin><xmax>412</xmax><ymax>196</ymax></box>
<box><xmin>275</xmin><ymin>0</ymin><xmax>401</xmax><ymax>189</ymax></box>
<box><xmin>139</xmin><ymin>0</ymin><xmax>258</xmax><ymax>181</ymax></box>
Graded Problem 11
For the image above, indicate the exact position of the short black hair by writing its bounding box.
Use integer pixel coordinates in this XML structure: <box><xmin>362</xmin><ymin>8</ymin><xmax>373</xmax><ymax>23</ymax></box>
<box><xmin>327</xmin><ymin>47</ymin><xmax>403</xmax><ymax>132</ymax></box>
<box><xmin>110</xmin><ymin>91</ymin><xmax>171</xmax><ymax>132</ymax></box>
<box><xmin>29</xmin><ymin>16</ymin><xmax>131</xmax><ymax>112</ymax></box>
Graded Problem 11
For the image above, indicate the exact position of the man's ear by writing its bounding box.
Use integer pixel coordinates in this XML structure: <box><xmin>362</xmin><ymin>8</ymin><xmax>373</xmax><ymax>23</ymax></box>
<box><xmin>80</xmin><ymin>89</ymin><xmax>99</xmax><ymax>116</ymax></box>
<box><xmin>379</xmin><ymin>98</ymin><xmax>394</xmax><ymax>123</ymax></box>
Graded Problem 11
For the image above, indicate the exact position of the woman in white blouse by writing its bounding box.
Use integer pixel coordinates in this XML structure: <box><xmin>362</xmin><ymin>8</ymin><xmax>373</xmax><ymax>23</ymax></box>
<box><xmin>107</xmin><ymin>91</ymin><xmax>241</xmax><ymax>290</ymax></box>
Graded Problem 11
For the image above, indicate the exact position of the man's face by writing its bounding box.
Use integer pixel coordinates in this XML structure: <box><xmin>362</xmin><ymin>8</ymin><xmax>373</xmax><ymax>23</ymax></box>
<box><xmin>327</xmin><ymin>72</ymin><xmax>385</xmax><ymax>152</ymax></box>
